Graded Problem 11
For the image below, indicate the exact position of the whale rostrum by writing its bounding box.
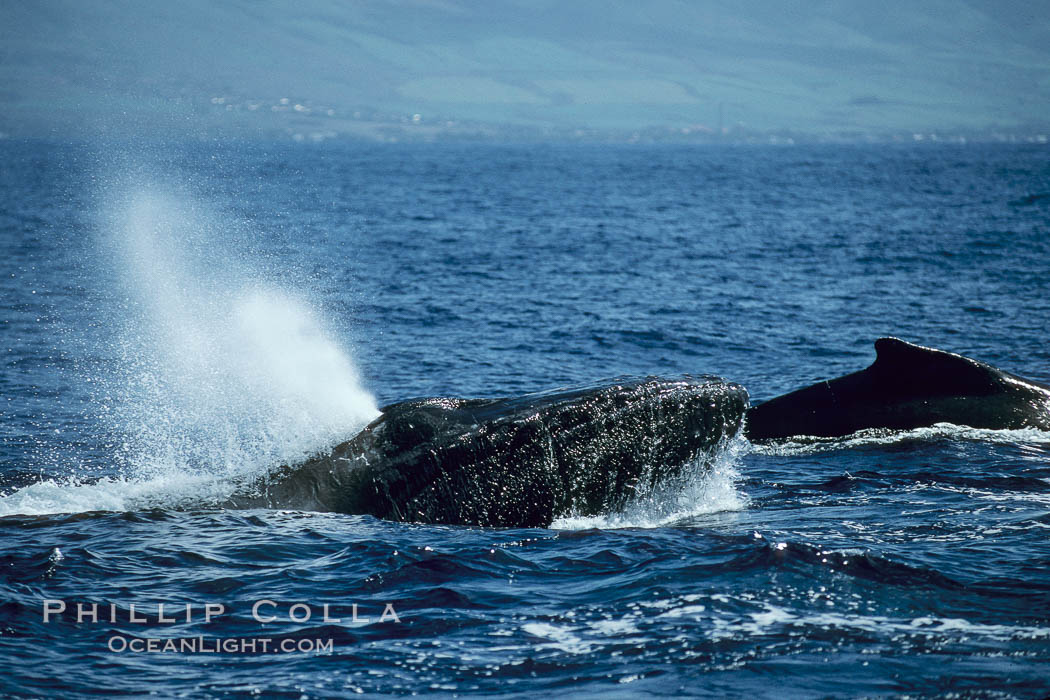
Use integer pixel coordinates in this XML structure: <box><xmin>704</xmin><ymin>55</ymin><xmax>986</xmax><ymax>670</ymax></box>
<box><xmin>745</xmin><ymin>337</ymin><xmax>1050</xmax><ymax>441</ymax></box>
<box><xmin>227</xmin><ymin>376</ymin><xmax>749</xmax><ymax>526</ymax></box>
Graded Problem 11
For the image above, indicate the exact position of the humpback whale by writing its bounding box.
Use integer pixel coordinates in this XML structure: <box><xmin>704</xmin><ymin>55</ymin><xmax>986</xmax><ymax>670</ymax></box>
<box><xmin>746</xmin><ymin>338</ymin><xmax>1050</xmax><ymax>441</ymax></box>
<box><xmin>228</xmin><ymin>376</ymin><xmax>748</xmax><ymax>527</ymax></box>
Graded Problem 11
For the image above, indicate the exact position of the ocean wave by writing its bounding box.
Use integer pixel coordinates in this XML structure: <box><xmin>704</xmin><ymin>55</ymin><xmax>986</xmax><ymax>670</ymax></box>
<box><xmin>751</xmin><ymin>423</ymin><xmax>1050</xmax><ymax>456</ymax></box>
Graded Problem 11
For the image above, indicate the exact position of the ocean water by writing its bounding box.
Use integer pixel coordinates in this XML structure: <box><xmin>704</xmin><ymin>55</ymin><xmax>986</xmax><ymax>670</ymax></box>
<box><xmin>1</xmin><ymin>140</ymin><xmax>1049</xmax><ymax>697</ymax></box>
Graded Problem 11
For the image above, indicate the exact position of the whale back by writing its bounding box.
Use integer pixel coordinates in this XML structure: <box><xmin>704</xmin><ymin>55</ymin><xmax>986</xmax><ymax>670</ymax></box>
<box><xmin>745</xmin><ymin>338</ymin><xmax>1050</xmax><ymax>441</ymax></box>
<box><xmin>868</xmin><ymin>337</ymin><xmax>1014</xmax><ymax>396</ymax></box>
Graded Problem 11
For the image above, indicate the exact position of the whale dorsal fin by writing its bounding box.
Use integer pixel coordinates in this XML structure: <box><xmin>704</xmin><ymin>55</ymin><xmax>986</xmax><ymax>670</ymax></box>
<box><xmin>873</xmin><ymin>337</ymin><xmax>965</xmax><ymax>366</ymax></box>
<box><xmin>870</xmin><ymin>337</ymin><xmax>1002</xmax><ymax>395</ymax></box>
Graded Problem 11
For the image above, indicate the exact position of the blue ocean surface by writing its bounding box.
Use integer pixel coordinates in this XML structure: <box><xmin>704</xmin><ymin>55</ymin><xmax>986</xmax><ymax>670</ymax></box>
<box><xmin>1</xmin><ymin>141</ymin><xmax>1049</xmax><ymax>697</ymax></box>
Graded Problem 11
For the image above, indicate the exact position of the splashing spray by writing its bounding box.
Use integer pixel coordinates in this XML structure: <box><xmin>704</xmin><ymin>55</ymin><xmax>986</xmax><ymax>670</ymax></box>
<box><xmin>107</xmin><ymin>186</ymin><xmax>379</xmax><ymax>479</ymax></box>
<box><xmin>0</xmin><ymin>181</ymin><xmax>378</xmax><ymax>515</ymax></box>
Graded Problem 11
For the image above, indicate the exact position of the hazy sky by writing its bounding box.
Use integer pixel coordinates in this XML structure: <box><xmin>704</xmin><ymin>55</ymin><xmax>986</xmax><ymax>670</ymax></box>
<box><xmin>1</xmin><ymin>0</ymin><xmax>1048</xmax><ymax>138</ymax></box>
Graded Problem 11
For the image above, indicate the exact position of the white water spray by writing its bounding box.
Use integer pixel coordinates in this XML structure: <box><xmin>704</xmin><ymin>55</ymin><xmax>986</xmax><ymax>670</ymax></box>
<box><xmin>0</xmin><ymin>184</ymin><xmax>378</xmax><ymax>515</ymax></box>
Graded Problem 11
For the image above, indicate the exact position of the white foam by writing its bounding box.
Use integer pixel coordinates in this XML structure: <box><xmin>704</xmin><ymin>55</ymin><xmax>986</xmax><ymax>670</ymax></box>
<box><xmin>0</xmin><ymin>473</ymin><xmax>239</xmax><ymax>517</ymax></box>
<box><xmin>520</xmin><ymin>622</ymin><xmax>595</xmax><ymax>655</ymax></box>
<box><xmin>751</xmin><ymin>422</ymin><xmax>1050</xmax><ymax>456</ymax></box>
<box><xmin>702</xmin><ymin>602</ymin><xmax>1050</xmax><ymax>641</ymax></box>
